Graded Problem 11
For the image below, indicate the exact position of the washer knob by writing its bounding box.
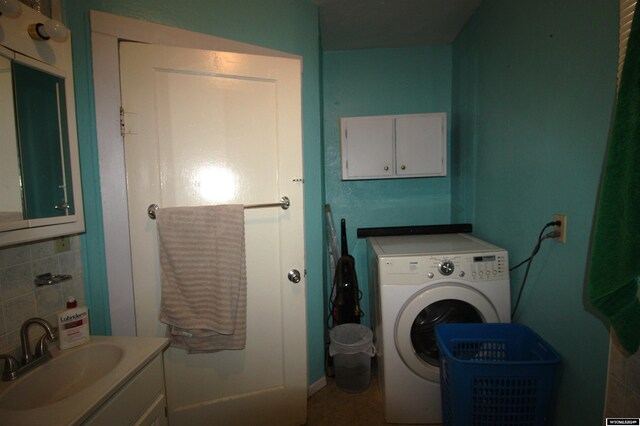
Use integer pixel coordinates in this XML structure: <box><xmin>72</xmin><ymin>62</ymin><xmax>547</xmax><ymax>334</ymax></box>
<box><xmin>438</xmin><ymin>260</ymin><xmax>454</xmax><ymax>276</ymax></box>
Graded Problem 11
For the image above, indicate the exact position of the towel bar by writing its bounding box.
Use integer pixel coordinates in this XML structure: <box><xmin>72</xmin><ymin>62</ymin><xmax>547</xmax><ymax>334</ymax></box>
<box><xmin>147</xmin><ymin>196</ymin><xmax>290</xmax><ymax>220</ymax></box>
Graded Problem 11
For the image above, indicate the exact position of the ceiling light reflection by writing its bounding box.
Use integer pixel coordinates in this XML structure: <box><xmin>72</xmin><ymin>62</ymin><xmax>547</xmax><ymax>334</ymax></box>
<box><xmin>193</xmin><ymin>166</ymin><xmax>237</xmax><ymax>204</ymax></box>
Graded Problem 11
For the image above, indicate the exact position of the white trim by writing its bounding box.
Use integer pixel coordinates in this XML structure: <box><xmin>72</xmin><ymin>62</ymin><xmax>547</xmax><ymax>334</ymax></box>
<box><xmin>308</xmin><ymin>376</ymin><xmax>327</xmax><ymax>397</ymax></box>
<box><xmin>89</xmin><ymin>11</ymin><xmax>300</xmax><ymax>336</ymax></box>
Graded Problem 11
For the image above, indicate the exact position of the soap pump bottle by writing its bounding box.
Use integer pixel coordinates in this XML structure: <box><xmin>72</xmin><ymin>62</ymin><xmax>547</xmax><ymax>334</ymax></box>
<box><xmin>57</xmin><ymin>297</ymin><xmax>90</xmax><ymax>349</ymax></box>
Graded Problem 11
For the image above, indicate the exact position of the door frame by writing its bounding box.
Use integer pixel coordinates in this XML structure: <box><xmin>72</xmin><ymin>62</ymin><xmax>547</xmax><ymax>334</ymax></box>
<box><xmin>90</xmin><ymin>11</ymin><xmax>299</xmax><ymax>336</ymax></box>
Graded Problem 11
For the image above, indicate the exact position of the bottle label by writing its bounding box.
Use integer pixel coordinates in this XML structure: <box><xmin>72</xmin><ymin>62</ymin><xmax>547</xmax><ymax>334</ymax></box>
<box><xmin>66</xmin><ymin>322</ymin><xmax>86</xmax><ymax>343</ymax></box>
<box><xmin>64</xmin><ymin>319</ymin><xmax>85</xmax><ymax>330</ymax></box>
<box><xmin>60</xmin><ymin>311</ymin><xmax>87</xmax><ymax>323</ymax></box>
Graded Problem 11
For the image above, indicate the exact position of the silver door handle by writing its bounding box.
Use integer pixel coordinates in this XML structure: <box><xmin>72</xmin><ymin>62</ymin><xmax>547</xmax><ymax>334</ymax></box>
<box><xmin>288</xmin><ymin>269</ymin><xmax>301</xmax><ymax>283</ymax></box>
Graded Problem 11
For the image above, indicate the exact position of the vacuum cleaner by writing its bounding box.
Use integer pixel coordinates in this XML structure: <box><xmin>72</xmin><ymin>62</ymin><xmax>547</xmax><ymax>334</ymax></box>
<box><xmin>330</xmin><ymin>219</ymin><xmax>362</xmax><ymax>326</ymax></box>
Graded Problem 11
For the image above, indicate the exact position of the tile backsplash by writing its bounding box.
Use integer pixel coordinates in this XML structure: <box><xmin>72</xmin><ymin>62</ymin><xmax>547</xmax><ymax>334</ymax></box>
<box><xmin>0</xmin><ymin>236</ymin><xmax>84</xmax><ymax>353</ymax></box>
<box><xmin>604</xmin><ymin>334</ymin><xmax>640</xmax><ymax>419</ymax></box>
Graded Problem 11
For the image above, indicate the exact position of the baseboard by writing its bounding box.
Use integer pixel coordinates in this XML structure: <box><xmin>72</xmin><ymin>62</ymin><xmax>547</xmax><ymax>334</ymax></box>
<box><xmin>307</xmin><ymin>376</ymin><xmax>327</xmax><ymax>397</ymax></box>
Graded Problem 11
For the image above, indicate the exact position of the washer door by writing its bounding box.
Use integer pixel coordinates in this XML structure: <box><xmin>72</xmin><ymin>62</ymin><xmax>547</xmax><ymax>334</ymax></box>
<box><xmin>395</xmin><ymin>283</ymin><xmax>500</xmax><ymax>382</ymax></box>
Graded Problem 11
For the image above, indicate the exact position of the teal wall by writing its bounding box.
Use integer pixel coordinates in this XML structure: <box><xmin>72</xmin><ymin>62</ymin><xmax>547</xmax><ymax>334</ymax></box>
<box><xmin>61</xmin><ymin>0</ymin><xmax>326</xmax><ymax>385</ymax></box>
<box><xmin>452</xmin><ymin>0</ymin><xmax>617</xmax><ymax>424</ymax></box>
<box><xmin>322</xmin><ymin>46</ymin><xmax>453</xmax><ymax>328</ymax></box>
<box><xmin>60</xmin><ymin>0</ymin><xmax>619</xmax><ymax>418</ymax></box>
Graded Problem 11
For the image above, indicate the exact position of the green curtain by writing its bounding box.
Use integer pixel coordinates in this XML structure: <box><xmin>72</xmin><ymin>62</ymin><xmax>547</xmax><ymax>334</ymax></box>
<box><xmin>588</xmin><ymin>5</ymin><xmax>640</xmax><ymax>354</ymax></box>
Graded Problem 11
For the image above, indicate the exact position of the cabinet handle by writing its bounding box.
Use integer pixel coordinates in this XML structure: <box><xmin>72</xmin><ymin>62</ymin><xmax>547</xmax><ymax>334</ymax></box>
<box><xmin>384</xmin><ymin>166</ymin><xmax>389</xmax><ymax>171</ymax></box>
<box><xmin>401</xmin><ymin>165</ymin><xmax>406</xmax><ymax>170</ymax></box>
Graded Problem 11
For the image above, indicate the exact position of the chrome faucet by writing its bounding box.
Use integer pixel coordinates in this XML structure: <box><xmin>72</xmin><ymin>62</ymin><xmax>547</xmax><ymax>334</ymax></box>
<box><xmin>20</xmin><ymin>317</ymin><xmax>56</xmax><ymax>365</ymax></box>
<box><xmin>0</xmin><ymin>317</ymin><xmax>57</xmax><ymax>381</ymax></box>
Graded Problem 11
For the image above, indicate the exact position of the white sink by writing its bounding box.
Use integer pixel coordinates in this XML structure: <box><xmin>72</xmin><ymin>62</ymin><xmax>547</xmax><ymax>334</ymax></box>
<box><xmin>0</xmin><ymin>336</ymin><xmax>168</xmax><ymax>425</ymax></box>
<box><xmin>0</xmin><ymin>343</ymin><xmax>124</xmax><ymax>410</ymax></box>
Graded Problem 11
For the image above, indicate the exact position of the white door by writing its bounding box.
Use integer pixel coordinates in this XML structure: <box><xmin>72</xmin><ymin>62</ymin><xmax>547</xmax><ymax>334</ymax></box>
<box><xmin>119</xmin><ymin>42</ymin><xmax>306</xmax><ymax>425</ymax></box>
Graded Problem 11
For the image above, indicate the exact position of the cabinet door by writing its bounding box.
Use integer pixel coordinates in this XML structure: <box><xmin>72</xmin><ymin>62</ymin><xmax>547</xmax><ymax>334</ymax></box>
<box><xmin>83</xmin><ymin>355</ymin><xmax>164</xmax><ymax>426</ymax></box>
<box><xmin>341</xmin><ymin>116</ymin><xmax>394</xmax><ymax>179</ymax></box>
<box><xmin>395</xmin><ymin>113</ymin><xmax>446</xmax><ymax>177</ymax></box>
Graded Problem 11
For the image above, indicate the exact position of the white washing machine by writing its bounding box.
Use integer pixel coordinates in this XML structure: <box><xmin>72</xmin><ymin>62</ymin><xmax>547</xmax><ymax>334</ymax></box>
<box><xmin>368</xmin><ymin>233</ymin><xmax>511</xmax><ymax>424</ymax></box>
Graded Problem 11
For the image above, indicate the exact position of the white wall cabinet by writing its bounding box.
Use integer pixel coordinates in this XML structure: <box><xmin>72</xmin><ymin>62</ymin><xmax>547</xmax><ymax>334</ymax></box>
<box><xmin>0</xmin><ymin>6</ymin><xmax>85</xmax><ymax>247</ymax></box>
<box><xmin>340</xmin><ymin>112</ymin><xmax>446</xmax><ymax>180</ymax></box>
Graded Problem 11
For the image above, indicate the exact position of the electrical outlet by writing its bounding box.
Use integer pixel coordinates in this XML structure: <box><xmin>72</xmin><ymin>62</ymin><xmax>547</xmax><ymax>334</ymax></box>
<box><xmin>553</xmin><ymin>214</ymin><xmax>567</xmax><ymax>243</ymax></box>
<box><xmin>54</xmin><ymin>236</ymin><xmax>70</xmax><ymax>253</ymax></box>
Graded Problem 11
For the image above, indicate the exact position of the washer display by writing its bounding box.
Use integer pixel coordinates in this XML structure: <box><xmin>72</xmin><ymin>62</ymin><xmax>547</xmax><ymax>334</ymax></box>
<box><xmin>368</xmin><ymin>233</ymin><xmax>510</xmax><ymax>424</ymax></box>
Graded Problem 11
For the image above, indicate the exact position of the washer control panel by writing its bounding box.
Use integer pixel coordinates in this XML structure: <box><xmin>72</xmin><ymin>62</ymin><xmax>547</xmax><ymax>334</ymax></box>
<box><xmin>427</xmin><ymin>252</ymin><xmax>507</xmax><ymax>281</ymax></box>
<box><xmin>379</xmin><ymin>250</ymin><xmax>508</xmax><ymax>285</ymax></box>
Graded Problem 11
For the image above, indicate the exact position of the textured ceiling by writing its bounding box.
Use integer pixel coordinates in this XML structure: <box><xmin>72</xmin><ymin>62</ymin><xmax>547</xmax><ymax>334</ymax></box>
<box><xmin>314</xmin><ymin>0</ymin><xmax>482</xmax><ymax>51</ymax></box>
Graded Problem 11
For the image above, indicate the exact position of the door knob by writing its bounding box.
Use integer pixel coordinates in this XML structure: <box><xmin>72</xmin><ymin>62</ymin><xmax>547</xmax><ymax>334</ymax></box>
<box><xmin>288</xmin><ymin>269</ymin><xmax>301</xmax><ymax>283</ymax></box>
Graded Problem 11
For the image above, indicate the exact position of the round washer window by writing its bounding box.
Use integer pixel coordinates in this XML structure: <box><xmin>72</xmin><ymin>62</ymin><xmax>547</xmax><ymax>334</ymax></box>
<box><xmin>410</xmin><ymin>299</ymin><xmax>483</xmax><ymax>366</ymax></box>
<box><xmin>395</xmin><ymin>283</ymin><xmax>500</xmax><ymax>381</ymax></box>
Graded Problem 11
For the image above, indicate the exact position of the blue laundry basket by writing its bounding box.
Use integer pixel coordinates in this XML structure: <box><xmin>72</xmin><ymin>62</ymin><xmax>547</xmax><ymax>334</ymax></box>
<box><xmin>435</xmin><ymin>323</ymin><xmax>561</xmax><ymax>426</ymax></box>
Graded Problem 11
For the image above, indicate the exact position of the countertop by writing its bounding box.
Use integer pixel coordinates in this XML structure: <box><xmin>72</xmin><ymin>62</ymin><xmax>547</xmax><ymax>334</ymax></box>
<box><xmin>0</xmin><ymin>335</ymin><xmax>168</xmax><ymax>426</ymax></box>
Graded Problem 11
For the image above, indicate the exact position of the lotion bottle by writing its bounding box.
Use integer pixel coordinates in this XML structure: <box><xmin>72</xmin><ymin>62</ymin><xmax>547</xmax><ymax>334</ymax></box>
<box><xmin>57</xmin><ymin>297</ymin><xmax>90</xmax><ymax>349</ymax></box>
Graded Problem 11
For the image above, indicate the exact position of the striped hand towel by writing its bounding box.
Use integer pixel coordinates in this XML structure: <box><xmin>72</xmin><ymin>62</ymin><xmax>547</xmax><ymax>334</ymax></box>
<box><xmin>156</xmin><ymin>204</ymin><xmax>247</xmax><ymax>353</ymax></box>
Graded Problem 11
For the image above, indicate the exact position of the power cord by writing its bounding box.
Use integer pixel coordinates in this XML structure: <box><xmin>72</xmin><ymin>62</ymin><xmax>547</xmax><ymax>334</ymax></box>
<box><xmin>510</xmin><ymin>221</ymin><xmax>561</xmax><ymax>317</ymax></box>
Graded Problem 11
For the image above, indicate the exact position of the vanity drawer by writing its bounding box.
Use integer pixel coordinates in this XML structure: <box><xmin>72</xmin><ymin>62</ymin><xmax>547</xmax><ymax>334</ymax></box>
<box><xmin>83</xmin><ymin>355</ymin><xmax>165</xmax><ymax>425</ymax></box>
<box><xmin>134</xmin><ymin>394</ymin><xmax>167</xmax><ymax>426</ymax></box>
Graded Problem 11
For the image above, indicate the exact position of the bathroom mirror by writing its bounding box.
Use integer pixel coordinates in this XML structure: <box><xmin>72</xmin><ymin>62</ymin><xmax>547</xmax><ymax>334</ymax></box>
<box><xmin>13</xmin><ymin>60</ymin><xmax>76</xmax><ymax>221</ymax></box>
<box><xmin>0</xmin><ymin>5</ymin><xmax>84</xmax><ymax>246</ymax></box>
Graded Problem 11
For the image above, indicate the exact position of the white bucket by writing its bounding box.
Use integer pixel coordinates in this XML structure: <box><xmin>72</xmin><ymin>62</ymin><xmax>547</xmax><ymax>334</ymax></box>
<box><xmin>329</xmin><ymin>324</ymin><xmax>375</xmax><ymax>393</ymax></box>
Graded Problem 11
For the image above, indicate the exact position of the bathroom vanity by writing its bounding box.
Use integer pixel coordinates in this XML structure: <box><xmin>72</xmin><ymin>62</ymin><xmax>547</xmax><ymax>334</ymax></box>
<box><xmin>0</xmin><ymin>336</ymin><xmax>169</xmax><ymax>426</ymax></box>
